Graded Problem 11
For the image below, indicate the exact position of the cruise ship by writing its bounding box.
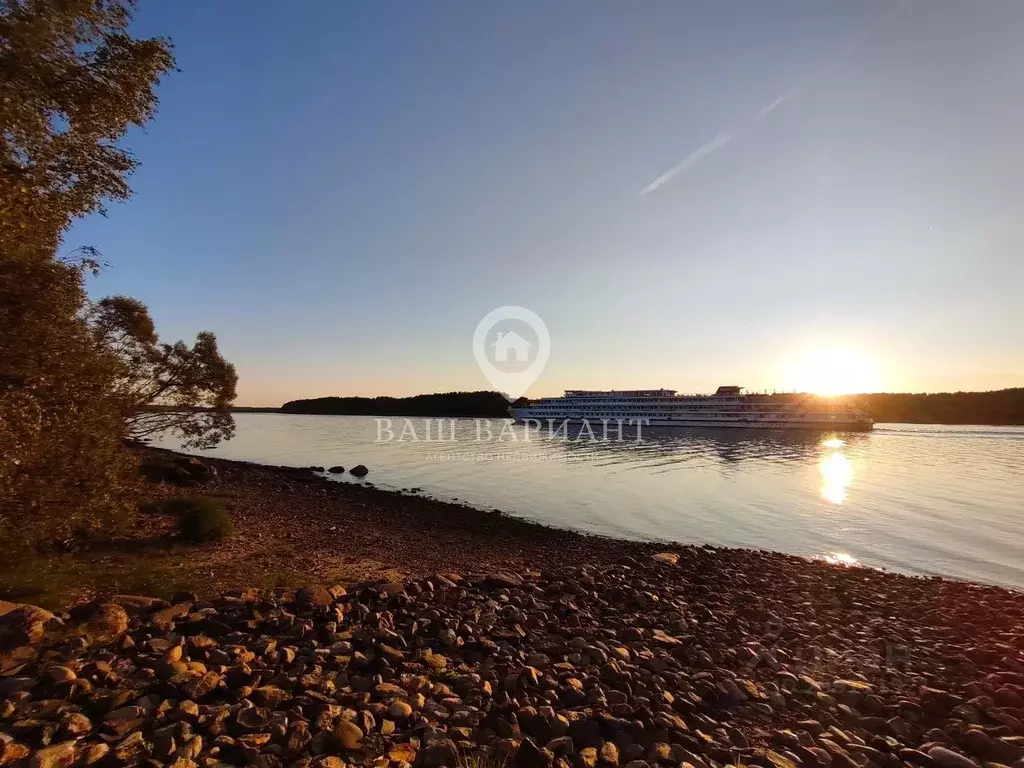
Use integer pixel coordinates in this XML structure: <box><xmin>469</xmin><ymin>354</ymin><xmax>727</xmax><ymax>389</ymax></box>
<box><xmin>510</xmin><ymin>386</ymin><xmax>873</xmax><ymax>431</ymax></box>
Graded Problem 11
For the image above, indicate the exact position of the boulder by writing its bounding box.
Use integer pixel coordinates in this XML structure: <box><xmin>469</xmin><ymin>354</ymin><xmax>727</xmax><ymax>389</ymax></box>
<box><xmin>174</xmin><ymin>456</ymin><xmax>216</xmax><ymax>481</ymax></box>
<box><xmin>68</xmin><ymin>602</ymin><xmax>129</xmax><ymax>641</ymax></box>
<box><xmin>0</xmin><ymin>604</ymin><xmax>61</xmax><ymax>649</ymax></box>
<box><xmin>650</xmin><ymin>552</ymin><xmax>680</xmax><ymax>565</ymax></box>
<box><xmin>327</xmin><ymin>465</ymin><xmax>345</xmax><ymax>473</ymax></box>
<box><xmin>485</xmin><ymin>571</ymin><xmax>524</xmax><ymax>589</ymax></box>
<box><xmin>28</xmin><ymin>740</ymin><xmax>75</xmax><ymax>768</ymax></box>
<box><xmin>349</xmin><ymin>464</ymin><xmax>369</xmax><ymax>477</ymax></box>
<box><xmin>294</xmin><ymin>585</ymin><xmax>334</xmax><ymax>609</ymax></box>
<box><xmin>107</xmin><ymin>595</ymin><xmax>170</xmax><ymax>616</ymax></box>
<box><xmin>138</xmin><ymin>458</ymin><xmax>196</xmax><ymax>486</ymax></box>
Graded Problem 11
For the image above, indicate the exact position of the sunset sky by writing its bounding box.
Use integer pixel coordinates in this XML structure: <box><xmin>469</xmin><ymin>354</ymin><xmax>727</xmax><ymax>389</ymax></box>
<box><xmin>63</xmin><ymin>1</ymin><xmax>1023</xmax><ymax>405</ymax></box>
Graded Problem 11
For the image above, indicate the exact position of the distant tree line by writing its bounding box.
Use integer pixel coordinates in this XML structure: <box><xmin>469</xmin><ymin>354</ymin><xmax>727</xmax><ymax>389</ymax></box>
<box><xmin>280</xmin><ymin>389</ymin><xmax>1024</xmax><ymax>425</ymax></box>
<box><xmin>281</xmin><ymin>391</ymin><xmax>521</xmax><ymax>417</ymax></box>
<box><xmin>844</xmin><ymin>389</ymin><xmax>1024</xmax><ymax>426</ymax></box>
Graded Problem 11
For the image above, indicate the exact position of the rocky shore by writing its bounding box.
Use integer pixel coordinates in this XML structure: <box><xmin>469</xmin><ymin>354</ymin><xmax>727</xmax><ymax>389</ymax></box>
<box><xmin>2</xmin><ymin>451</ymin><xmax>1024</xmax><ymax>768</ymax></box>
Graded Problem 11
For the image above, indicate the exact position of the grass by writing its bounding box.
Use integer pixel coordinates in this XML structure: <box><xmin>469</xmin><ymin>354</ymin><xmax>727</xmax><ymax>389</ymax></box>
<box><xmin>0</xmin><ymin>542</ymin><xmax>205</xmax><ymax>609</ymax></box>
<box><xmin>173</xmin><ymin>496</ymin><xmax>234</xmax><ymax>543</ymax></box>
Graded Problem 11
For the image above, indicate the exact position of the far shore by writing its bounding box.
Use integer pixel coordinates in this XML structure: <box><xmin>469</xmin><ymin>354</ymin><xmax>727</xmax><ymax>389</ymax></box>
<box><xmin>236</xmin><ymin>386</ymin><xmax>1024</xmax><ymax>426</ymax></box>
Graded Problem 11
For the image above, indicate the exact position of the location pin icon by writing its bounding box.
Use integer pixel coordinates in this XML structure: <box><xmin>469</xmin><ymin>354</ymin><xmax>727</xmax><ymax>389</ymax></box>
<box><xmin>473</xmin><ymin>306</ymin><xmax>550</xmax><ymax>401</ymax></box>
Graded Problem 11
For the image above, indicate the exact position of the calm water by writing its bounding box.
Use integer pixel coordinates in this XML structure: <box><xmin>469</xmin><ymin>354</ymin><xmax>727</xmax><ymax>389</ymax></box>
<box><xmin>157</xmin><ymin>415</ymin><xmax>1024</xmax><ymax>589</ymax></box>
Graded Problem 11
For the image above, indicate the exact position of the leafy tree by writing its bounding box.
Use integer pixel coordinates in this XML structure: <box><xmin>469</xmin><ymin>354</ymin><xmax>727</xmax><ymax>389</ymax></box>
<box><xmin>1</xmin><ymin>0</ymin><xmax>175</xmax><ymax>260</ymax></box>
<box><xmin>0</xmin><ymin>0</ymin><xmax>175</xmax><ymax>547</ymax></box>
<box><xmin>0</xmin><ymin>257</ymin><xmax>136</xmax><ymax>546</ymax></box>
<box><xmin>89</xmin><ymin>296</ymin><xmax>239</xmax><ymax>449</ymax></box>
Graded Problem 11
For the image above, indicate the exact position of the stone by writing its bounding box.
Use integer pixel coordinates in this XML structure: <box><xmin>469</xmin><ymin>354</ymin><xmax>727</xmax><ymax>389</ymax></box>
<box><xmin>927</xmin><ymin>747</ymin><xmax>979</xmax><ymax>768</ymax></box>
<box><xmin>113</xmin><ymin>731</ymin><xmax>149</xmax><ymax>764</ymax></box>
<box><xmin>78</xmin><ymin>743</ymin><xmax>110</xmax><ymax>765</ymax></box>
<box><xmin>58</xmin><ymin>712</ymin><xmax>91</xmax><ymax>737</ymax></box>
<box><xmin>28</xmin><ymin>741</ymin><xmax>75</xmax><ymax>768</ymax></box>
<box><xmin>485</xmin><ymin>571</ymin><xmax>524</xmax><ymax>588</ymax></box>
<box><xmin>961</xmin><ymin>730</ymin><xmax>992</xmax><ymax>756</ymax></box>
<box><xmin>599</xmin><ymin>742</ymin><xmax>620</xmax><ymax>767</ymax></box>
<box><xmin>70</xmin><ymin>602</ymin><xmax>128</xmax><ymax>640</ymax></box>
<box><xmin>349</xmin><ymin>464</ymin><xmax>369</xmax><ymax>477</ymax></box>
<box><xmin>420</xmin><ymin>740</ymin><xmax>458</xmax><ymax>767</ymax></box>
<box><xmin>328</xmin><ymin>466</ymin><xmax>345</xmax><ymax>473</ymax></box>
<box><xmin>569</xmin><ymin>720</ymin><xmax>603</xmax><ymax>750</ymax></box>
<box><xmin>0</xmin><ymin>604</ymin><xmax>59</xmax><ymax>649</ymax></box>
<box><xmin>390</xmin><ymin>743</ymin><xmax>418</xmax><ymax>763</ymax></box>
<box><xmin>517</xmin><ymin>738</ymin><xmax>555</xmax><ymax>768</ymax></box>
<box><xmin>182</xmin><ymin>671</ymin><xmax>221</xmax><ymax>699</ymax></box>
<box><xmin>296</xmin><ymin>585</ymin><xmax>334</xmax><ymax>608</ymax></box>
<box><xmin>107</xmin><ymin>594</ymin><xmax>169</xmax><ymax>615</ymax></box>
<box><xmin>332</xmin><ymin>720</ymin><xmax>363</xmax><ymax>750</ymax></box>
<box><xmin>388</xmin><ymin>700</ymin><xmax>413</xmax><ymax>720</ymax></box>
<box><xmin>252</xmin><ymin>685</ymin><xmax>291</xmax><ymax>708</ymax></box>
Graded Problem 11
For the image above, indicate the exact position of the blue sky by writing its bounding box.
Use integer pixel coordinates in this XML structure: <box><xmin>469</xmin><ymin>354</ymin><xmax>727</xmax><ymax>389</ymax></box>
<box><xmin>64</xmin><ymin>1</ymin><xmax>1024</xmax><ymax>405</ymax></box>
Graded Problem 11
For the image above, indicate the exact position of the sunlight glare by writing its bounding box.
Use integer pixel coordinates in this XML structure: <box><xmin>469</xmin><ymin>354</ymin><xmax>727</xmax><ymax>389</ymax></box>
<box><xmin>819</xmin><ymin>451</ymin><xmax>853</xmax><ymax>504</ymax></box>
<box><xmin>781</xmin><ymin>348</ymin><xmax>883</xmax><ymax>396</ymax></box>
<box><xmin>822</xmin><ymin>552</ymin><xmax>860</xmax><ymax>567</ymax></box>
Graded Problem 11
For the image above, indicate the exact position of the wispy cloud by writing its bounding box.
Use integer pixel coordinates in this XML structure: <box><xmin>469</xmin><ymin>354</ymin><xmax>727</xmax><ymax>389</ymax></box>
<box><xmin>637</xmin><ymin>131</ymin><xmax>735</xmax><ymax>197</ymax></box>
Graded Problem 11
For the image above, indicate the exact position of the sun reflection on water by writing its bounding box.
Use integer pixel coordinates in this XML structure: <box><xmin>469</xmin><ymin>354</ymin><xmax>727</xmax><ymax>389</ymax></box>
<box><xmin>819</xmin><ymin>450</ymin><xmax>853</xmax><ymax>504</ymax></box>
<box><xmin>822</xmin><ymin>551</ymin><xmax>860</xmax><ymax>567</ymax></box>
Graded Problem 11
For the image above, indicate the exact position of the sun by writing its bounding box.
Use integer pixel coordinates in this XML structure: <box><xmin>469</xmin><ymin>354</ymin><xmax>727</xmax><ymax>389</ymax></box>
<box><xmin>781</xmin><ymin>348</ymin><xmax>883</xmax><ymax>396</ymax></box>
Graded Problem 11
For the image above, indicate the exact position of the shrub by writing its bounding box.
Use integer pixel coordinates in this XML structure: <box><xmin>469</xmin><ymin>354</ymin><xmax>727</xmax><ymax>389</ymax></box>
<box><xmin>0</xmin><ymin>260</ymin><xmax>139</xmax><ymax>548</ymax></box>
<box><xmin>171</xmin><ymin>497</ymin><xmax>234</xmax><ymax>543</ymax></box>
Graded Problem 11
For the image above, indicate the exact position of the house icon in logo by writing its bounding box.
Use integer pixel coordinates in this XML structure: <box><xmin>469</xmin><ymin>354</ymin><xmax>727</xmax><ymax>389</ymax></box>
<box><xmin>492</xmin><ymin>331</ymin><xmax>532</xmax><ymax>364</ymax></box>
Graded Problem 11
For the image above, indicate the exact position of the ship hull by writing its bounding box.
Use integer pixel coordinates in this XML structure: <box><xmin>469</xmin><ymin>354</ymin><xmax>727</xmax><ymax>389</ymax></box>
<box><xmin>509</xmin><ymin>413</ymin><xmax>873</xmax><ymax>431</ymax></box>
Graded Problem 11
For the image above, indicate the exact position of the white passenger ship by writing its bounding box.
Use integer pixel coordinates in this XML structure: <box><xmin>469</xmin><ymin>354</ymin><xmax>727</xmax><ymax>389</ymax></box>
<box><xmin>511</xmin><ymin>386</ymin><xmax>873</xmax><ymax>431</ymax></box>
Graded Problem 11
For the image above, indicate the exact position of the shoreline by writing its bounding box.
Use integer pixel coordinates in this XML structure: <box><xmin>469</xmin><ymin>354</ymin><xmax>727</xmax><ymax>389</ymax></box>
<box><xmin>130</xmin><ymin>446</ymin><xmax>1024</xmax><ymax>598</ymax></box>
<box><xmin>3</xmin><ymin>448</ymin><xmax>1024</xmax><ymax>766</ymax></box>
<box><xmin>4</xmin><ymin>445</ymin><xmax>1019</xmax><ymax>607</ymax></box>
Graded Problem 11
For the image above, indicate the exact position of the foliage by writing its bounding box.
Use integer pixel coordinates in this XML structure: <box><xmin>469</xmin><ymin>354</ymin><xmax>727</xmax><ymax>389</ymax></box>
<box><xmin>0</xmin><ymin>0</ymin><xmax>175</xmax><ymax>260</ymax></box>
<box><xmin>0</xmin><ymin>259</ymin><xmax>137</xmax><ymax>546</ymax></box>
<box><xmin>173</xmin><ymin>496</ymin><xmax>234</xmax><ymax>543</ymax></box>
<box><xmin>89</xmin><ymin>295</ymin><xmax>239</xmax><ymax>449</ymax></box>
<box><xmin>281</xmin><ymin>391</ymin><xmax>515</xmax><ymax>417</ymax></box>
<box><xmin>845</xmin><ymin>389</ymin><xmax>1024</xmax><ymax>426</ymax></box>
<box><xmin>0</xmin><ymin>0</ymin><xmax>175</xmax><ymax>548</ymax></box>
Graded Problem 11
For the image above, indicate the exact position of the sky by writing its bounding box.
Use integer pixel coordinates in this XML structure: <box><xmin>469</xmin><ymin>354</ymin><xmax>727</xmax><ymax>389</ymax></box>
<box><xmin>63</xmin><ymin>0</ymin><xmax>1024</xmax><ymax>405</ymax></box>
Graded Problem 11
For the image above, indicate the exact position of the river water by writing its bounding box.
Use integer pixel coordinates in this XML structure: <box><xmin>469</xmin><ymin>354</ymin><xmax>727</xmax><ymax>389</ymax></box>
<box><xmin>156</xmin><ymin>415</ymin><xmax>1024</xmax><ymax>589</ymax></box>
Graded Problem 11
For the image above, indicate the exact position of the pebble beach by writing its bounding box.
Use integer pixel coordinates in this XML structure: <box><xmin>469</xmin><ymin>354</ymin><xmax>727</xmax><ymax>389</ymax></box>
<box><xmin>2</xmin><ymin>451</ymin><xmax>1023</xmax><ymax>768</ymax></box>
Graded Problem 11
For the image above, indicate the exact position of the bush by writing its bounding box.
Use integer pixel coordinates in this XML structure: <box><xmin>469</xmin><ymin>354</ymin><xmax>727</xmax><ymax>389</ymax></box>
<box><xmin>170</xmin><ymin>497</ymin><xmax>234</xmax><ymax>543</ymax></box>
<box><xmin>0</xmin><ymin>260</ymin><xmax>139</xmax><ymax>548</ymax></box>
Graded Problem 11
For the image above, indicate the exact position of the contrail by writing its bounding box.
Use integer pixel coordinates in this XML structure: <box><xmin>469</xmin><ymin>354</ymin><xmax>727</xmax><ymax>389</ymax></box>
<box><xmin>638</xmin><ymin>0</ymin><xmax>916</xmax><ymax>198</ymax></box>
<box><xmin>757</xmin><ymin>88</ymin><xmax>800</xmax><ymax>120</ymax></box>
<box><xmin>637</xmin><ymin>131</ymin><xmax>734</xmax><ymax>197</ymax></box>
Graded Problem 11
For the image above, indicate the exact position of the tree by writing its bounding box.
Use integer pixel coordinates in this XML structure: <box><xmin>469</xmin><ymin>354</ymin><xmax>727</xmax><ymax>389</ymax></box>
<box><xmin>0</xmin><ymin>257</ymin><xmax>136</xmax><ymax>546</ymax></box>
<box><xmin>0</xmin><ymin>0</ymin><xmax>175</xmax><ymax>547</ymax></box>
<box><xmin>1</xmin><ymin>0</ymin><xmax>175</xmax><ymax>261</ymax></box>
<box><xmin>89</xmin><ymin>296</ymin><xmax>239</xmax><ymax>449</ymax></box>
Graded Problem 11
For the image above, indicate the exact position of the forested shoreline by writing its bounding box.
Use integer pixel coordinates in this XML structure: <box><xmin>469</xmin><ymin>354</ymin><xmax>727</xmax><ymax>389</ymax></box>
<box><xmin>277</xmin><ymin>388</ymin><xmax>1024</xmax><ymax>425</ymax></box>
